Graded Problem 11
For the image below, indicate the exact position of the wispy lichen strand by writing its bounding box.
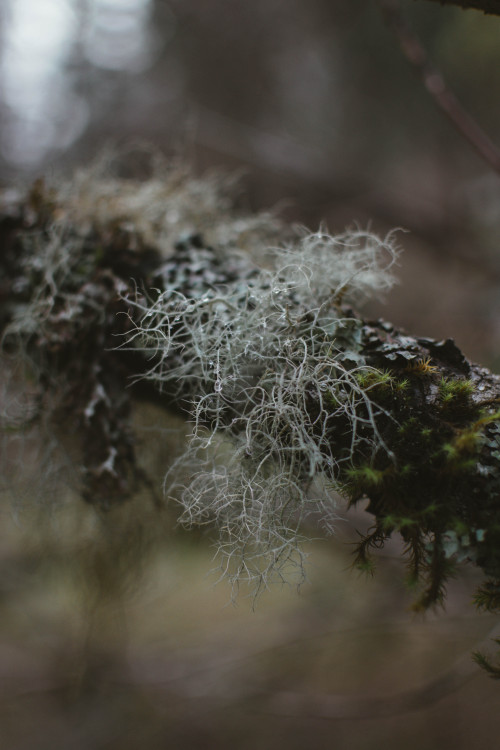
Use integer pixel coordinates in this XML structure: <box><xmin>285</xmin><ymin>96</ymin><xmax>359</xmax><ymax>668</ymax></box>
<box><xmin>125</xmin><ymin>228</ymin><xmax>399</xmax><ymax>591</ymax></box>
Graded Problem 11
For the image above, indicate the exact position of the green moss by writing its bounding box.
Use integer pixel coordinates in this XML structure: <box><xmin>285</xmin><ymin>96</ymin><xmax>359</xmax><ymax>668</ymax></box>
<box><xmin>474</xmin><ymin>579</ymin><xmax>500</xmax><ymax>612</ymax></box>
<box><xmin>346</xmin><ymin>465</ymin><xmax>387</xmax><ymax>491</ymax></box>
<box><xmin>340</xmin><ymin>358</ymin><xmax>500</xmax><ymax>622</ymax></box>
<box><xmin>438</xmin><ymin>377</ymin><xmax>479</xmax><ymax>421</ymax></box>
<box><xmin>353</xmin><ymin>556</ymin><xmax>376</xmax><ymax>575</ymax></box>
<box><xmin>394</xmin><ymin>378</ymin><xmax>409</xmax><ymax>393</ymax></box>
<box><xmin>355</xmin><ymin>369</ymin><xmax>393</xmax><ymax>390</ymax></box>
<box><xmin>478</xmin><ymin>410</ymin><xmax>500</xmax><ymax>426</ymax></box>
<box><xmin>381</xmin><ymin>514</ymin><xmax>417</xmax><ymax>530</ymax></box>
<box><xmin>439</xmin><ymin>376</ymin><xmax>475</xmax><ymax>400</ymax></box>
<box><xmin>405</xmin><ymin>356</ymin><xmax>438</xmax><ymax>377</ymax></box>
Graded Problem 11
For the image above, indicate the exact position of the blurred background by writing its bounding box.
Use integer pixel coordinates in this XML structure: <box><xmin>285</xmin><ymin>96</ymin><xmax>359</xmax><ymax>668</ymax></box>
<box><xmin>1</xmin><ymin>0</ymin><xmax>500</xmax><ymax>747</ymax></box>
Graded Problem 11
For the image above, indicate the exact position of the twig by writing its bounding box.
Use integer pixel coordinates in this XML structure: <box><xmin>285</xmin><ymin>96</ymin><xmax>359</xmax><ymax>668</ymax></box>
<box><xmin>380</xmin><ymin>0</ymin><xmax>500</xmax><ymax>176</ymax></box>
<box><xmin>415</xmin><ymin>0</ymin><xmax>500</xmax><ymax>15</ymax></box>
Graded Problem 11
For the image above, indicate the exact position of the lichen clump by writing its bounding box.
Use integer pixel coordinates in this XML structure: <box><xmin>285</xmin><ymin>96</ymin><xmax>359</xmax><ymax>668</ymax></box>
<box><xmin>127</xmin><ymin>229</ymin><xmax>399</xmax><ymax>593</ymax></box>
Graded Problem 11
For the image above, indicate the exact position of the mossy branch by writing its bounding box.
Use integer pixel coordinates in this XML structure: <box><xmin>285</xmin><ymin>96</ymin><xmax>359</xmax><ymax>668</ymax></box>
<box><xmin>1</xmin><ymin>160</ymin><xmax>500</xmax><ymax>671</ymax></box>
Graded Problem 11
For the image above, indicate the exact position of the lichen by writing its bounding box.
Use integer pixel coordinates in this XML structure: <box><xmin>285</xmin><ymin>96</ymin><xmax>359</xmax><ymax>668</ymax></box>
<box><xmin>126</xmin><ymin>228</ymin><xmax>399</xmax><ymax>594</ymax></box>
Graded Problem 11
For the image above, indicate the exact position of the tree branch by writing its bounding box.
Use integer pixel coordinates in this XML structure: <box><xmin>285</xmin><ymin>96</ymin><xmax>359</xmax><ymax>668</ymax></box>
<box><xmin>415</xmin><ymin>0</ymin><xmax>500</xmax><ymax>15</ymax></box>
<box><xmin>382</xmin><ymin>0</ymin><xmax>500</xmax><ymax>175</ymax></box>
<box><xmin>1</xmin><ymin>164</ymin><xmax>500</xmax><ymax>670</ymax></box>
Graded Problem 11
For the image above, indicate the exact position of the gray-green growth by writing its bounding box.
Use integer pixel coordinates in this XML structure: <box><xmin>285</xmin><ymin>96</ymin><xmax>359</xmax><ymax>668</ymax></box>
<box><xmin>126</xmin><ymin>228</ymin><xmax>399</xmax><ymax>593</ymax></box>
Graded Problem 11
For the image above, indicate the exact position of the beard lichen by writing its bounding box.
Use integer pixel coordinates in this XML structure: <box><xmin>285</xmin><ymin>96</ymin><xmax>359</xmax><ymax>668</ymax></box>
<box><xmin>125</xmin><ymin>228</ymin><xmax>399</xmax><ymax>594</ymax></box>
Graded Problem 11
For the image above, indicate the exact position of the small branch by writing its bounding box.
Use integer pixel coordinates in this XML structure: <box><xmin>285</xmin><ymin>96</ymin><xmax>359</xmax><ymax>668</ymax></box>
<box><xmin>381</xmin><ymin>0</ymin><xmax>500</xmax><ymax>175</ymax></box>
<box><xmin>415</xmin><ymin>0</ymin><xmax>500</xmax><ymax>15</ymax></box>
